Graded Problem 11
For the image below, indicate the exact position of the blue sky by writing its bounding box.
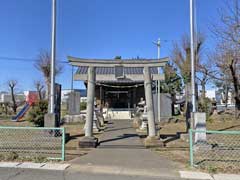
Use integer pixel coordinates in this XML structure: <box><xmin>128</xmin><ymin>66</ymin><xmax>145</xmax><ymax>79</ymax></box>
<box><xmin>0</xmin><ymin>0</ymin><xmax>222</xmax><ymax>92</ymax></box>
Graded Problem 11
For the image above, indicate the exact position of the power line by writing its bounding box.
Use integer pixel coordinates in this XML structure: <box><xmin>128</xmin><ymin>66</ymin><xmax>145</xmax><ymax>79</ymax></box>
<box><xmin>0</xmin><ymin>56</ymin><xmax>69</xmax><ymax>64</ymax></box>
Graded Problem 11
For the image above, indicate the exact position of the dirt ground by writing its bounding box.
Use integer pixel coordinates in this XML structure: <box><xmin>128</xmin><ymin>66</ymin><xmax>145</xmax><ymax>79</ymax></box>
<box><xmin>0</xmin><ymin>119</ymin><xmax>33</xmax><ymax>127</ymax></box>
<box><xmin>62</xmin><ymin>122</ymin><xmax>104</xmax><ymax>161</ymax></box>
<box><xmin>63</xmin><ymin>122</ymin><xmax>89</xmax><ymax>161</ymax></box>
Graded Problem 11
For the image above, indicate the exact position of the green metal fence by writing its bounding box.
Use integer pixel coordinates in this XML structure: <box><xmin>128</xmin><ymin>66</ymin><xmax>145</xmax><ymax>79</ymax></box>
<box><xmin>0</xmin><ymin>126</ymin><xmax>65</xmax><ymax>161</ymax></box>
<box><xmin>189</xmin><ymin>129</ymin><xmax>240</xmax><ymax>172</ymax></box>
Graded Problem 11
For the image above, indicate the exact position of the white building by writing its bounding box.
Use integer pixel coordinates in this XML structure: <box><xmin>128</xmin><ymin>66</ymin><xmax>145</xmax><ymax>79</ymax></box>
<box><xmin>61</xmin><ymin>89</ymin><xmax>73</xmax><ymax>103</ymax></box>
<box><xmin>205</xmin><ymin>89</ymin><xmax>216</xmax><ymax>100</ymax></box>
<box><xmin>0</xmin><ymin>92</ymin><xmax>25</xmax><ymax>103</ymax></box>
<box><xmin>61</xmin><ymin>89</ymin><xmax>87</xmax><ymax>104</ymax></box>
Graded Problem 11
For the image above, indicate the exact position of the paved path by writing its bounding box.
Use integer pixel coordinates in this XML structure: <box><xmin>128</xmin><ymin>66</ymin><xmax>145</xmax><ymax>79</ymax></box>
<box><xmin>69</xmin><ymin>120</ymin><xmax>181</xmax><ymax>178</ymax></box>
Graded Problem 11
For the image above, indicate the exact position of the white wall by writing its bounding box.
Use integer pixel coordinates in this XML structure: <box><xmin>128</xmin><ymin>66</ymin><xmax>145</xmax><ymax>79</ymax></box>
<box><xmin>205</xmin><ymin>89</ymin><xmax>216</xmax><ymax>99</ymax></box>
<box><xmin>0</xmin><ymin>94</ymin><xmax>25</xmax><ymax>103</ymax></box>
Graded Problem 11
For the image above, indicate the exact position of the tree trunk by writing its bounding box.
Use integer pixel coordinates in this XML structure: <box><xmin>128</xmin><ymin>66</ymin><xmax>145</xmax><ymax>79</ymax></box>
<box><xmin>185</xmin><ymin>83</ymin><xmax>192</xmax><ymax>132</ymax></box>
<box><xmin>201</xmin><ymin>81</ymin><xmax>206</xmax><ymax>103</ymax></box>
<box><xmin>38</xmin><ymin>90</ymin><xmax>42</xmax><ymax>100</ymax></box>
<box><xmin>224</xmin><ymin>86</ymin><xmax>229</xmax><ymax>109</ymax></box>
<box><xmin>229</xmin><ymin>64</ymin><xmax>240</xmax><ymax>111</ymax></box>
<box><xmin>10</xmin><ymin>87</ymin><xmax>17</xmax><ymax>114</ymax></box>
<box><xmin>4</xmin><ymin>103</ymin><xmax>8</xmax><ymax>115</ymax></box>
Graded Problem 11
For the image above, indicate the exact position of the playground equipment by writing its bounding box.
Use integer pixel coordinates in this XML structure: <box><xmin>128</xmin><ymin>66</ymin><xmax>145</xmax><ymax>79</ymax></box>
<box><xmin>12</xmin><ymin>92</ymin><xmax>38</xmax><ymax>121</ymax></box>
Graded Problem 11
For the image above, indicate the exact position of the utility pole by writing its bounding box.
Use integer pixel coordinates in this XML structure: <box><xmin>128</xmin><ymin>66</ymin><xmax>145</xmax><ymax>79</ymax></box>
<box><xmin>71</xmin><ymin>65</ymin><xmax>74</xmax><ymax>91</ymax></box>
<box><xmin>153</xmin><ymin>38</ymin><xmax>161</xmax><ymax>122</ymax></box>
<box><xmin>153</xmin><ymin>38</ymin><xmax>161</xmax><ymax>59</ymax></box>
<box><xmin>50</xmin><ymin>0</ymin><xmax>57</xmax><ymax>113</ymax></box>
<box><xmin>190</xmin><ymin>0</ymin><xmax>196</xmax><ymax>113</ymax></box>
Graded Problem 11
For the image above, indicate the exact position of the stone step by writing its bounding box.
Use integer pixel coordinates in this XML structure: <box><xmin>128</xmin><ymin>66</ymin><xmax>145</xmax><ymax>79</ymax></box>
<box><xmin>107</xmin><ymin>110</ymin><xmax>132</xmax><ymax>120</ymax></box>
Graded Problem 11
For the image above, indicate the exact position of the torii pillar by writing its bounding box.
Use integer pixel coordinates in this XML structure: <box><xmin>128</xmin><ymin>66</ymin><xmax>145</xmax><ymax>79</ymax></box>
<box><xmin>79</xmin><ymin>66</ymin><xmax>98</xmax><ymax>148</ymax></box>
<box><xmin>143</xmin><ymin>67</ymin><xmax>157</xmax><ymax>137</ymax></box>
<box><xmin>143</xmin><ymin>66</ymin><xmax>164</xmax><ymax>147</ymax></box>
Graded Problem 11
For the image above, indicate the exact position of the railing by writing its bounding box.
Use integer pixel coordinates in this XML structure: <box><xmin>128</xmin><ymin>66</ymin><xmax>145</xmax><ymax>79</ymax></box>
<box><xmin>189</xmin><ymin>129</ymin><xmax>240</xmax><ymax>172</ymax></box>
<box><xmin>0</xmin><ymin>126</ymin><xmax>65</xmax><ymax>161</ymax></box>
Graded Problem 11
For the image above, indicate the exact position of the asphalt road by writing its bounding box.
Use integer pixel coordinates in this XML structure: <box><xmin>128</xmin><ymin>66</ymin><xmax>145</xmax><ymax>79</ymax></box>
<box><xmin>0</xmin><ymin>168</ymin><xmax>189</xmax><ymax>180</ymax></box>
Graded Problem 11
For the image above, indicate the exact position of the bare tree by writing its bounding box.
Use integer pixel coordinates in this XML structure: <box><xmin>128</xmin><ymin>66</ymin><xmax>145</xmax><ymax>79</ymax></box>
<box><xmin>171</xmin><ymin>34</ymin><xmax>204</xmax><ymax>85</ymax></box>
<box><xmin>7</xmin><ymin>80</ymin><xmax>18</xmax><ymax>114</ymax></box>
<box><xmin>196</xmin><ymin>60</ymin><xmax>217</xmax><ymax>101</ymax></box>
<box><xmin>35</xmin><ymin>50</ymin><xmax>62</xmax><ymax>100</ymax></box>
<box><xmin>171</xmin><ymin>33</ymin><xmax>206</xmax><ymax>111</ymax></box>
<box><xmin>171</xmin><ymin>34</ymin><xmax>205</xmax><ymax>130</ymax></box>
<box><xmin>211</xmin><ymin>0</ymin><xmax>240</xmax><ymax>113</ymax></box>
<box><xmin>34</xmin><ymin>80</ymin><xmax>44</xmax><ymax>100</ymax></box>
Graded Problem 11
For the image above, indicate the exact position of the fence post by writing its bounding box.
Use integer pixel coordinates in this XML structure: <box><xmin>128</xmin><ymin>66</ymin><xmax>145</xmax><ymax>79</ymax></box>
<box><xmin>189</xmin><ymin>129</ymin><xmax>194</xmax><ymax>167</ymax></box>
<box><xmin>61</xmin><ymin>128</ymin><xmax>65</xmax><ymax>161</ymax></box>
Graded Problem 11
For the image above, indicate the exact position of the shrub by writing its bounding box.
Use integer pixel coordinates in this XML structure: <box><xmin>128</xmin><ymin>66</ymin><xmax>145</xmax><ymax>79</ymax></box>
<box><xmin>198</xmin><ymin>97</ymin><xmax>213</xmax><ymax>120</ymax></box>
<box><xmin>5</xmin><ymin>152</ymin><xmax>18</xmax><ymax>161</ymax></box>
<box><xmin>33</xmin><ymin>156</ymin><xmax>47</xmax><ymax>163</ymax></box>
<box><xmin>26</xmin><ymin>100</ymin><xmax>48</xmax><ymax>127</ymax></box>
<box><xmin>80</xmin><ymin>102</ymin><xmax>87</xmax><ymax>110</ymax></box>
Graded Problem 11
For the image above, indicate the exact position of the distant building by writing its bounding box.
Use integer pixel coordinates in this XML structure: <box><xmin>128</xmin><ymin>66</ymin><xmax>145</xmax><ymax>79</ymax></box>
<box><xmin>0</xmin><ymin>92</ymin><xmax>25</xmax><ymax>103</ymax></box>
<box><xmin>215</xmin><ymin>89</ymin><xmax>235</xmax><ymax>106</ymax></box>
<box><xmin>203</xmin><ymin>88</ymin><xmax>235</xmax><ymax>111</ymax></box>
<box><xmin>61</xmin><ymin>89</ymin><xmax>86</xmax><ymax>104</ymax></box>
<box><xmin>61</xmin><ymin>89</ymin><xmax>73</xmax><ymax>103</ymax></box>
<box><xmin>205</xmin><ymin>89</ymin><xmax>216</xmax><ymax>99</ymax></box>
<box><xmin>79</xmin><ymin>89</ymin><xmax>87</xmax><ymax>103</ymax></box>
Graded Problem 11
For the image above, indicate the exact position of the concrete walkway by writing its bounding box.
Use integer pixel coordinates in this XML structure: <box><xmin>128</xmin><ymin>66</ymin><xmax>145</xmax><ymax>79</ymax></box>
<box><xmin>69</xmin><ymin>120</ymin><xmax>180</xmax><ymax>178</ymax></box>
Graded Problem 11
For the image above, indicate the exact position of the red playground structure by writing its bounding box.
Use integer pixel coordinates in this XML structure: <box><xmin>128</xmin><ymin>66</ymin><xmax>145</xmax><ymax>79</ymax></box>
<box><xmin>12</xmin><ymin>91</ymin><xmax>38</xmax><ymax>121</ymax></box>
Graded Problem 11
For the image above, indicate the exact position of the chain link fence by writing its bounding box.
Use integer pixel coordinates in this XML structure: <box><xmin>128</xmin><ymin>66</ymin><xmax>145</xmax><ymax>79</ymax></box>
<box><xmin>189</xmin><ymin>129</ymin><xmax>240</xmax><ymax>173</ymax></box>
<box><xmin>0</xmin><ymin>126</ymin><xmax>65</xmax><ymax>161</ymax></box>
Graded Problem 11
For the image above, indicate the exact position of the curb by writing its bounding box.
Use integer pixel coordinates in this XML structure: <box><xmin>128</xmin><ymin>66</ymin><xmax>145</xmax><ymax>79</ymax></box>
<box><xmin>179</xmin><ymin>171</ymin><xmax>240</xmax><ymax>180</ymax></box>
<box><xmin>69</xmin><ymin>164</ymin><xmax>180</xmax><ymax>178</ymax></box>
<box><xmin>179</xmin><ymin>171</ymin><xmax>214</xmax><ymax>180</ymax></box>
<box><xmin>0</xmin><ymin>162</ymin><xmax>70</xmax><ymax>171</ymax></box>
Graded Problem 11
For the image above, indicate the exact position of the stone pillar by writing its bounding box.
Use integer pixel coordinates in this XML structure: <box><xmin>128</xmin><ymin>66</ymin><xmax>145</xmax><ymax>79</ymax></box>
<box><xmin>157</xmin><ymin>80</ymin><xmax>161</xmax><ymax>122</ymax></box>
<box><xmin>85</xmin><ymin>66</ymin><xmax>95</xmax><ymax>137</ymax></box>
<box><xmin>100</xmin><ymin>86</ymin><xmax>103</xmax><ymax>109</ymax></box>
<box><xmin>133</xmin><ymin>87</ymin><xmax>136</xmax><ymax>109</ymax></box>
<box><xmin>68</xmin><ymin>91</ymin><xmax>80</xmax><ymax>115</ymax></box>
<box><xmin>194</xmin><ymin>112</ymin><xmax>207</xmax><ymax>143</ymax></box>
<box><xmin>143</xmin><ymin>67</ymin><xmax>156</xmax><ymax>137</ymax></box>
<box><xmin>79</xmin><ymin>66</ymin><xmax>98</xmax><ymax>148</ymax></box>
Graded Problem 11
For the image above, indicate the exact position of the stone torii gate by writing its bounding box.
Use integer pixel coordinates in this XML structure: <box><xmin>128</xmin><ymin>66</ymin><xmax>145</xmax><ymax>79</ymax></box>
<box><xmin>68</xmin><ymin>57</ymin><xmax>168</xmax><ymax>147</ymax></box>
